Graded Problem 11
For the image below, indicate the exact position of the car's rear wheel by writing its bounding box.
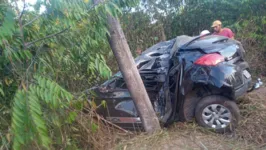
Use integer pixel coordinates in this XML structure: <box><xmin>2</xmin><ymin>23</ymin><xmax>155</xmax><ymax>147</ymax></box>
<box><xmin>195</xmin><ymin>95</ymin><xmax>240</xmax><ymax>133</ymax></box>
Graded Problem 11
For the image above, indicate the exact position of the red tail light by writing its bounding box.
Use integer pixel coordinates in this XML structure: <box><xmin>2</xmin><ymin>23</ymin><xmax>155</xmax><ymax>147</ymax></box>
<box><xmin>194</xmin><ymin>53</ymin><xmax>224</xmax><ymax>66</ymax></box>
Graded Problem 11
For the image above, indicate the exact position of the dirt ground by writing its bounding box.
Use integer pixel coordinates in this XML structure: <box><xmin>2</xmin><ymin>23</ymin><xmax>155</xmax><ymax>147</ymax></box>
<box><xmin>114</xmin><ymin>87</ymin><xmax>266</xmax><ymax>150</ymax></box>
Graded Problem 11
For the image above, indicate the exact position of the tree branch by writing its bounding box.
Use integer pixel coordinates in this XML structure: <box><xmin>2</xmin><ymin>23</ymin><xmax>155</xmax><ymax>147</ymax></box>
<box><xmin>25</xmin><ymin>28</ymin><xmax>70</xmax><ymax>48</ymax></box>
<box><xmin>19</xmin><ymin>20</ymin><xmax>26</xmax><ymax>49</ymax></box>
<box><xmin>15</xmin><ymin>0</ymin><xmax>26</xmax><ymax>49</ymax></box>
<box><xmin>22</xmin><ymin>14</ymin><xmax>43</xmax><ymax>28</ymax></box>
<box><xmin>19</xmin><ymin>0</ymin><xmax>26</xmax><ymax>20</ymax></box>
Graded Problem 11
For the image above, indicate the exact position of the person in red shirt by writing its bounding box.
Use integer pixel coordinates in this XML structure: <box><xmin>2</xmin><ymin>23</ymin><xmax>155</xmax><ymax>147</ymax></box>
<box><xmin>211</xmin><ymin>20</ymin><xmax>235</xmax><ymax>39</ymax></box>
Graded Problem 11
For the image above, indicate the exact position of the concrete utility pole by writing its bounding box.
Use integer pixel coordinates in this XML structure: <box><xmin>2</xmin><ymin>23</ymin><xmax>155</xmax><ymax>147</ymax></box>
<box><xmin>93</xmin><ymin>0</ymin><xmax>161</xmax><ymax>133</ymax></box>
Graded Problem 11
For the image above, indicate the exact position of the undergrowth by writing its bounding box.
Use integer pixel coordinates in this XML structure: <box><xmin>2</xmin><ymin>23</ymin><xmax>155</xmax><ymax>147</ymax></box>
<box><xmin>115</xmin><ymin>87</ymin><xmax>266</xmax><ymax>150</ymax></box>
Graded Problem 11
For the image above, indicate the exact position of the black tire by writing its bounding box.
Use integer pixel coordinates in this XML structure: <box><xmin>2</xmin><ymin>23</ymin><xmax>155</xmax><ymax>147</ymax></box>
<box><xmin>195</xmin><ymin>95</ymin><xmax>240</xmax><ymax>133</ymax></box>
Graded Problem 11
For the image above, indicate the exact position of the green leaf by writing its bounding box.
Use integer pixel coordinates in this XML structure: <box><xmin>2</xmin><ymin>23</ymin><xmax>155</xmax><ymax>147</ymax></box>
<box><xmin>0</xmin><ymin>83</ymin><xmax>4</xmax><ymax>96</ymax></box>
<box><xmin>110</xmin><ymin>2</ymin><xmax>122</xmax><ymax>15</ymax></box>
<box><xmin>24</xmin><ymin>50</ymin><xmax>32</xmax><ymax>59</ymax></box>
<box><xmin>28</xmin><ymin>94</ymin><xmax>51</xmax><ymax>149</ymax></box>
<box><xmin>66</xmin><ymin>111</ymin><xmax>78</xmax><ymax>124</ymax></box>
<box><xmin>105</xmin><ymin>3</ymin><xmax>115</xmax><ymax>17</ymax></box>
<box><xmin>101</xmin><ymin>100</ymin><xmax>106</xmax><ymax>108</ymax></box>
<box><xmin>91</xmin><ymin>122</ymin><xmax>98</xmax><ymax>133</ymax></box>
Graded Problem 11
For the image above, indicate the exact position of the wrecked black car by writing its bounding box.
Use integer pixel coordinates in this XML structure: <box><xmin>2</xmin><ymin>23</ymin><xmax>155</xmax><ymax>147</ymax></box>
<box><xmin>88</xmin><ymin>35</ymin><xmax>252</xmax><ymax>133</ymax></box>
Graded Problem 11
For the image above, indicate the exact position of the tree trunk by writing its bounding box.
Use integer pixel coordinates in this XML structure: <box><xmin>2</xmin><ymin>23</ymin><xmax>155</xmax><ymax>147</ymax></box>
<box><xmin>93</xmin><ymin>0</ymin><xmax>161</xmax><ymax>133</ymax></box>
<box><xmin>160</xmin><ymin>23</ymin><xmax>167</xmax><ymax>41</ymax></box>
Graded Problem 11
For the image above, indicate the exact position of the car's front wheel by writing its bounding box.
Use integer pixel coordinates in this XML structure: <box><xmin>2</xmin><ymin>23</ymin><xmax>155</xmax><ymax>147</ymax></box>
<box><xmin>195</xmin><ymin>95</ymin><xmax>240</xmax><ymax>133</ymax></box>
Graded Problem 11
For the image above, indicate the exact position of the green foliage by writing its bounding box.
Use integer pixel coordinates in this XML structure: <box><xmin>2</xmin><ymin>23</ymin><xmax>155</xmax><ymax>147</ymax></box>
<box><xmin>0</xmin><ymin>82</ymin><xmax>4</xmax><ymax>96</ymax></box>
<box><xmin>120</xmin><ymin>0</ymin><xmax>266</xmax><ymax>76</ymax></box>
<box><xmin>0</xmin><ymin>0</ymin><xmax>141</xmax><ymax>149</ymax></box>
<box><xmin>11</xmin><ymin>90</ymin><xmax>32</xmax><ymax>150</ymax></box>
<box><xmin>0</xmin><ymin>7</ymin><xmax>16</xmax><ymax>43</ymax></box>
<box><xmin>166</xmin><ymin>0</ymin><xmax>244</xmax><ymax>36</ymax></box>
<box><xmin>120</xmin><ymin>10</ymin><xmax>166</xmax><ymax>56</ymax></box>
<box><xmin>11</xmin><ymin>76</ymin><xmax>73</xmax><ymax>149</ymax></box>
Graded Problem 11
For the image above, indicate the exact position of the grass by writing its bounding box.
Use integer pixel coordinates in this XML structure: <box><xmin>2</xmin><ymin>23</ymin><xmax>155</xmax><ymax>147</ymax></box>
<box><xmin>114</xmin><ymin>124</ymin><xmax>259</xmax><ymax>150</ymax></box>
<box><xmin>113</xmin><ymin>87</ymin><xmax>266</xmax><ymax>150</ymax></box>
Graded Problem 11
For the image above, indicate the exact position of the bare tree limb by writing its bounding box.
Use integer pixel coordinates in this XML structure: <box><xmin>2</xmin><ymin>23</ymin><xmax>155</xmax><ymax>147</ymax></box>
<box><xmin>26</xmin><ymin>42</ymin><xmax>44</xmax><ymax>77</ymax></box>
<box><xmin>23</xmin><ymin>15</ymin><xmax>43</xmax><ymax>28</ymax></box>
<box><xmin>19</xmin><ymin>20</ymin><xmax>26</xmax><ymax>49</ymax></box>
<box><xmin>83</xmin><ymin>107</ymin><xmax>133</xmax><ymax>134</ymax></box>
<box><xmin>25</xmin><ymin>28</ymin><xmax>70</xmax><ymax>48</ymax></box>
<box><xmin>96</xmin><ymin>113</ymin><xmax>133</xmax><ymax>134</ymax></box>
<box><xmin>19</xmin><ymin>0</ymin><xmax>26</xmax><ymax>20</ymax></box>
<box><xmin>15</xmin><ymin>0</ymin><xmax>27</xmax><ymax>49</ymax></box>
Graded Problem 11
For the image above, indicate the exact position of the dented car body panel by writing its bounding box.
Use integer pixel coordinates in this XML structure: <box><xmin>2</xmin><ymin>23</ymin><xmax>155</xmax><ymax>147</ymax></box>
<box><xmin>88</xmin><ymin>35</ymin><xmax>252</xmax><ymax>130</ymax></box>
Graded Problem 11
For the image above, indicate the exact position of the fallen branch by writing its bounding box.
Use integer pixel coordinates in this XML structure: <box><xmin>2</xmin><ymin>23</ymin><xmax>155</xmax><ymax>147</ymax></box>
<box><xmin>83</xmin><ymin>107</ymin><xmax>133</xmax><ymax>134</ymax></box>
<box><xmin>96</xmin><ymin>113</ymin><xmax>133</xmax><ymax>135</ymax></box>
<box><xmin>259</xmin><ymin>143</ymin><xmax>266</xmax><ymax>148</ymax></box>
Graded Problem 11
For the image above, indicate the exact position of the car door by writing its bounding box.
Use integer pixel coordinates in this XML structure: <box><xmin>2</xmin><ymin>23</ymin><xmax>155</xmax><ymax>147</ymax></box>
<box><xmin>96</xmin><ymin>77</ymin><xmax>141</xmax><ymax>126</ymax></box>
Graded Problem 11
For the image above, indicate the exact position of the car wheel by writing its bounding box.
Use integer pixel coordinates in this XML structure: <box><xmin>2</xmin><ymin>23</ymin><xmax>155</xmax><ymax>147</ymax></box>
<box><xmin>195</xmin><ymin>95</ymin><xmax>240</xmax><ymax>133</ymax></box>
